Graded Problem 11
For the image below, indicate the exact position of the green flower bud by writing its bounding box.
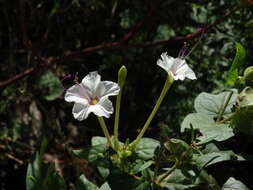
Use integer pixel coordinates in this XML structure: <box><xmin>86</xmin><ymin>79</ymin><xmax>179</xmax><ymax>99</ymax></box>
<box><xmin>118</xmin><ymin>65</ymin><xmax>127</xmax><ymax>88</ymax></box>
<box><xmin>243</xmin><ymin>66</ymin><xmax>253</xmax><ymax>85</ymax></box>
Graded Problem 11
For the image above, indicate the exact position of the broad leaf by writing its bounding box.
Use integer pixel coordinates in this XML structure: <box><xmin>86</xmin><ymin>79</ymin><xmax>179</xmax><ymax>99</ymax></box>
<box><xmin>181</xmin><ymin>113</ymin><xmax>234</xmax><ymax>143</ymax></box>
<box><xmin>194</xmin><ymin>90</ymin><xmax>237</xmax><ymax>117</ymax></box>
<box><xmin>226</xmin><ymin>42</ymin><xmax>246</xmax><ymax>86</ymax></box>
<box><xmin>222</xmin><ymin>177</ymin><xmax>249</xmax><ymax>190</ymax></box>
<box><xmin>135</xmin><ymin>138</ymin><xmax>160</xmax><ymax>160</ymax></box>
<box><xmin>196</xmin><ymin>151</ymin><xmax>236</xmax><ymax>168</ymax></box>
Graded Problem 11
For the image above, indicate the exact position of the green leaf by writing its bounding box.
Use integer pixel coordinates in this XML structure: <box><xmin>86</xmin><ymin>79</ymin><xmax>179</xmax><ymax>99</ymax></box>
<box><xmin>227</xmin><ymin>42</ymin><xmax>246</xmax><ymax>86</ymax></box>
<box><xmin>231</xmin><ymin>106</ymin><xmax>253</xmax><ymax>135</ymax></box>
<box><xmin>100</xmin><ymin>182</ymin><xmax>111</xmax><ymax>190</ymax></box>
<box><xmin>222</xmin><ymin>177</ymin><xmax>249</xmax><ymax>190</ymax></box>
<box><xmin>202</xmin><ymin>143</ymin><xmax>220</xmax><ymax>154</ymax></box>
<box><xmin>107</xmin><ymin>167</ymin><xmax>145</xmax><ymax>190</ymax></box>
<box><xmin>38</xmin><ymin>71</ymin><xmax>63</xmax><ymax>101</ymax></box>
<box><xmin>181</xmin><ymin>113</ymin><xmax>234</xmax><ymax>143</ymax></box>
<box><xmin>194</xmin><ymin>90</ymin><xmax>238</xmax><ymax>117</ymax></box>
<box><xmin>72</xmin><ymin>144</ymin><xmax>107</xmax><ymax>164</ymax></box>
<box><xmin>26</xmin><ymin>152</ymin><xmax>42</xmax><ymax>190</ymax></box>
<box><xmin>135</xmin><ymin>138</ymin><xmax>160</xmax><ymax>160</ymax></box>
<box><xmin>129</xmin><ymin>160</ymin><xmax>154</xmax><ymax>174</ymax></box>
<box><xmin>97</xmin><ymin>166</ymin><xmax>110</xmax><ymax>178</ymax></box>
<box><xmin>196</xmin><ymin>151</ymin><xmax>236</xmax><ymax>168</ymax></box>
<box><xmin>91</xmin><ymin>136</ymin><xmax>108</xmax><ymax>146</ymax></box>
<box><xmin>47</xmin><ymin>171</ymin><xmax>67</xmax><ymax>190</ymax></box>
<box><xmin>76</xmin><ymin>174</ymin><xmax>99</xmax><ymax>190</ymax></box>
<box><xmin>160</xmin><ymin>169</ymin><xmax>197</xmax><ymax>190</ymax></box>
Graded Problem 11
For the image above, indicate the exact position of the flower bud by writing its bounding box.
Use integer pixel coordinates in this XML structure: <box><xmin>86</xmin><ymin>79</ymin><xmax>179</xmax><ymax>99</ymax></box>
<box><xmin>243</xmin><ymin>66</ymin><xmax>253</xmax><ymax>85</ymax></box>
<box><xmin>118</xmin><ymin>65</ymin><xmax>127</xmax><ymax>88</ymax></box>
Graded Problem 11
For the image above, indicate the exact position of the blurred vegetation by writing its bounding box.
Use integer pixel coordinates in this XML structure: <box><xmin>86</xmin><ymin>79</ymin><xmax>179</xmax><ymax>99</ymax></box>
<box><xmin>0</xmin><ymin>0</ymin><xmax>253</xmax><ymax>189</ymax></box>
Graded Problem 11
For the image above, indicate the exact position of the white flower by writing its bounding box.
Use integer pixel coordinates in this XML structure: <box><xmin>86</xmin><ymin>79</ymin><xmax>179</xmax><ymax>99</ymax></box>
<box><xmin>157</xmin><ymin>52</ymin><xmax>197</xmax><ymax>80</ymax></box>
<box><xmin>65</xmin><ymin>71</ymin><xmax>120</xmax><ymax>120</ymax></box>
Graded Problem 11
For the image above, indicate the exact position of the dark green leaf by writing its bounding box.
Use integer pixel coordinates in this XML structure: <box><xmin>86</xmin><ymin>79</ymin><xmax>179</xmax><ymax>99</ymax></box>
<box><xmin>26</xmin><ymin>152</ymin><xmax>42</xmax><ymax>190</ymax></box>
<box><xmin>72</xmin><ymin>144</ymin><xmax>106</xmax><ymax>163</ymax></box>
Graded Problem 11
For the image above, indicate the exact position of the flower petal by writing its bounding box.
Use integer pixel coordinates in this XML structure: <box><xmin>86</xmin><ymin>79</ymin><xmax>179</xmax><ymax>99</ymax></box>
<box><xmin>96</xmin><ymin>81</ymin><xmax>120</xmax><ymax>99</ymax></box>
<box><xmin>174</xmin><ymin>63</ymin><xmax>196</xmax><ymax>80</ymax></box>
<box><xmin>89</xmin><ymin>98</ymin><xmax>113</xmax><ymax>118</ymax></box>
<box><xmin>98</xmin><ymin>97</ymin><xmax>114</xmax><ymax>116</ymax></box>
<box><xmin>72</xmin><ymin>103</ymin><xmax>90</xmax><ymax>120</ymax></box>
<box><xmin>65</xmin><ymin>84</ymin><xmax>89</xmax><ymax>104</ymax></box>
<box><xmin>81</xmin><ymin>71</ymin><xmax>101</xmax><ymax>97</ymax></box>
<box><xmin>157</xmin><ymin>52</ymin><xmax>174</xmax><ymax>72</ymax></box>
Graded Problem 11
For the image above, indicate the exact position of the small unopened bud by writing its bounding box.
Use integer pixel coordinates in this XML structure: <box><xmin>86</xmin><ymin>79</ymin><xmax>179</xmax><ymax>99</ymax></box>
<box><xmin>118</xmin><ymin>65</ymin><xmax>127</xmax><ymax>88</ymax></box>
<box><xmin>243</xmin><ymin>66</ymin><xmax>253</xmax><ymax>85</ymax></box>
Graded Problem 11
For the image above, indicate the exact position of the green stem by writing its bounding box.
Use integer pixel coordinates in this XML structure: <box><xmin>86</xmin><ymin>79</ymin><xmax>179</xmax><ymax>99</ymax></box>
<box><xmin>217</xmin><ymin>112</ymin><xmax>235</xmax><ymax>124</ymax></box>
<box><xmin>130</xmin><ymin>74</ymin><xmax>174</xmax><ymax>148</ymax></box>
<box><xmin>157</xmin><ymin>161</ymin><xmax>178</xmax><ymax>184</ymax></box>
<box><xmin>217</xmin><ymin>91</ymin><xmax>233</xmax><ymax>122</ymax></box>
<box><xmin>114</xmin><ymin>86</ymin><xmax>123</xmax><ymax>150</ymax></box>
<box><xmin>97</xmin><ymin>116</ymin><xmax>112</xmax><ymax>147</ymax></box>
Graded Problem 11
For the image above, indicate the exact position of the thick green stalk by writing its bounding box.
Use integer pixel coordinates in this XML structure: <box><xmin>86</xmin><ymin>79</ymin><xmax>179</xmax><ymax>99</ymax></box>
<box><xmin>130</xmin><ymin>74</ymin><xmax>174</xmax><ymax>148</ymax></box>
<box><xmin>97</xmin><ymin>116</ymin><xmax>112</xmax><ymax>147</ymax></box>
<box><xmin>216</xmin><ymin>91</ymin><xmax>233</xmax><ymax>122</ymax></box>
<box><xmin>157</xmin><ymin>161</ymin><xmax>178</xmax><ymax>184</ymax></box>
<box><xmin>114</xmin><ymin>66</ymin><xmax>127</xmax><ymax>150</ymax></box>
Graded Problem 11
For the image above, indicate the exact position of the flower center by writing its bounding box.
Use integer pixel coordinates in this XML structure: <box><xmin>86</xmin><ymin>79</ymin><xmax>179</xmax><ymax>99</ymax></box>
<box><xmin>91</xmin><ymin>98</ymin><xmax>98</xmax><ymax>105</ymax></box>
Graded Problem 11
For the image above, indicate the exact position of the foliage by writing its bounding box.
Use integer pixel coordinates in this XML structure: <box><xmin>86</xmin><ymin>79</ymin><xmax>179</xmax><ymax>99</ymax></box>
<box><xmin>0</xmin><ymin>0</ymin><xmax>253</xmax><ymax>189</ymax></box>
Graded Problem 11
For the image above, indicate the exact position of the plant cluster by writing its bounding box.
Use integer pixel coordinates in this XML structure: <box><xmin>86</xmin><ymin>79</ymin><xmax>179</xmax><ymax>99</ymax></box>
<box><xmin>26</xmin><ymin>44</ymin><xmax>252</xmax><ymax>190</ymax></box>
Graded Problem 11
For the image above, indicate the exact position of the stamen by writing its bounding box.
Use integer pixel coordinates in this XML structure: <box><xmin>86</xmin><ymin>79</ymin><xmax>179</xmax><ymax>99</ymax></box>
<box><xmin>61</xmin><ymin>74</ymin><xmax>72</xmax><ymax>91</ymax></box>
<box><xmin>178</xmin><ymin>42</ymin><xmax>188</xmax><ymax>59</ymax></box>
<box><xmin>184</xmin><ymin>28</ymin><xmax>205</xmax><ymax>58</ymax></box>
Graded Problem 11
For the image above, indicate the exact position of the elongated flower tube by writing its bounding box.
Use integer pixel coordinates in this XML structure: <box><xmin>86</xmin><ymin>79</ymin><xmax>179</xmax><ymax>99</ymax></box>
<box><xmin>65</xmin><ymin>71</ymin><xmax>120</xmax><ymax>120</ymax></box>
<box><xmin>157</xmin><ymin>52</ymin><xmax>196</xmax><ymax>80</ymax></box>
<box><xmin>130</xmin><ymin>52</ymin><xmax>196</xmax><ymax>149</ymax></box>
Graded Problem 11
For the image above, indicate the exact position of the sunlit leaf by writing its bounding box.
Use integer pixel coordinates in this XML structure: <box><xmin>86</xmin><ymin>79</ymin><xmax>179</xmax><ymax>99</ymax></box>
<box><xmin>227</xmin><ymin>43</ymin><xmax>246</xmax><ymax>86</ymax></box>
<box><xmin>222</xmin><ymin>177</ymin><xmax>249</xmax><ymax>190</ymax></box>
<box><xmin>76</xmin><ymin>174</ymin><xmax>99</xmax><ymax>190</ymax></box>
<box><xmin>181</xmin><ymin>113</ymin><xmax>234</xmax><ymax>143</ymax></box>
<box><xmin>194</xmin><ymin>90</ymin><xmax>238</xmax><ymax>117</ymax></box>
<box><xmin>135</xmin><ymin>138</ymin><xmax>160</xmax><ymax>160</ymax></box>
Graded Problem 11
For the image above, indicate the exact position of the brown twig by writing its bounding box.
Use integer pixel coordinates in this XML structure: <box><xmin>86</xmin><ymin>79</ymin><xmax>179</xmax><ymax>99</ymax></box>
<box><xmin>0</xmin><ymin>4</ymin><xmax>241</xmax><ymax>89</ymax></box>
